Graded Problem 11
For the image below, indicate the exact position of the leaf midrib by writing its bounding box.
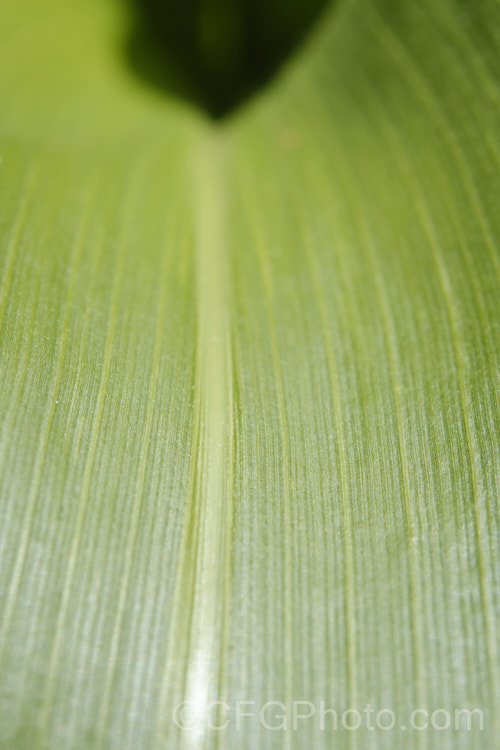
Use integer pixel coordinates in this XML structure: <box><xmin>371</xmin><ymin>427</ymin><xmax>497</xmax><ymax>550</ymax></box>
<box><xmin>153</xmin><ymin>125</ymin><xmax>233</xmax><ymax>746</ymax></box>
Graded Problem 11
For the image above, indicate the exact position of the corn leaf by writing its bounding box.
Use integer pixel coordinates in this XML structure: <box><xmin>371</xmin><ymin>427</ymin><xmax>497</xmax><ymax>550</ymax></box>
<box><xmin>0</xmin><ymin>0</ymin><xmax>499</xmax><ymax>748</ymax></box>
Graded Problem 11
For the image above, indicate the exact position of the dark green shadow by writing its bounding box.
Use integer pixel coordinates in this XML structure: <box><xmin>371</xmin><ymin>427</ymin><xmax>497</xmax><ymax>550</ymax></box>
<box><xmin>125</xmin><ymin>0</ymin><xmax>332</xmax><ymax>118</ymax></box>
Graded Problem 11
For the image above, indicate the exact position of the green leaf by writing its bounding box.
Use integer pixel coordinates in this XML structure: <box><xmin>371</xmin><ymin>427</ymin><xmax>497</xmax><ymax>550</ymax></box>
<box><xmin>0</xmin><ymin>0</ymin><xmax>499</xmax><ymax>748</ymax></box>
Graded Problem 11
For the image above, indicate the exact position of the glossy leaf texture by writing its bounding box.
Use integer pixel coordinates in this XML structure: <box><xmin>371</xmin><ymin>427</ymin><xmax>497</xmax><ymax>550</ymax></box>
<box><xmin>0</xmin><ymin>0</ymin><xmax>499</xmax><ymax>748</ymax></box>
